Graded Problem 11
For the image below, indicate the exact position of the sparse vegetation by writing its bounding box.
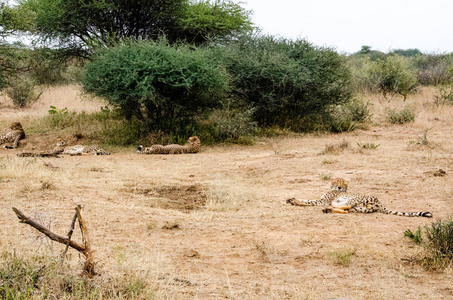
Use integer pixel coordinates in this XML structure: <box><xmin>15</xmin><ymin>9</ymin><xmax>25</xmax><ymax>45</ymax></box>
<box><xmin>321</xmin><ymin>140</ymin><xmax>350</xmax><ymax>155</ymax></box>
<box><xmin>0</xmin><ymin>252</ymin><xmax>153</xmax><ymax>299</ymax></box>
<box><xmin>385</xmin><ymin>105</ymin><xmax>416</xmax><ymax>124</ymax></box>
<box><xmin>328</xmin><ymin>248</ymin><xmax>356</xmax><ymax>267</ymax></box>
<box><xmin>405</xmin><ymin>218</ymin><xmax>453</xmax><ymax>269</ymax></box>
<box><xmin>357</xmin><ymin>142</ymin><xmax>380</xmax><ymax>150</ymax></box>
<box><xmin>433</xmin><ymin>84</ymin><xmax>453</xmax><ymax>105</ymax></box>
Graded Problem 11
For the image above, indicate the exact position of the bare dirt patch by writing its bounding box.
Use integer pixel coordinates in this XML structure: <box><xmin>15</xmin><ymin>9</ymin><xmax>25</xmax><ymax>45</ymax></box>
<box><xmin>125</xmin><ymin>184</ymin><xmax>207</xmax><ymax>211</ymax></box>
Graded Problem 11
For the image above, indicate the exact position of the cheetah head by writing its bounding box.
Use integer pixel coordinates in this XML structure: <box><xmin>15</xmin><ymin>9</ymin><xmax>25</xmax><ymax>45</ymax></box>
<box><xmin>330</xmin><ymin>178</ymin><xmax>348</xmax><ymax>192</ymax></box>
<box><xmin>56</xmin><ymin>138</ymin><xmax>67</xmax><ymax>146</ymax></box>
<box><xmin>136</xmin><ymin>145</ymin><xmax>144</xmax><ymax>153</ymax></box>
<box><xmin>187</xmin><ymin>136</ymin><xmax>200</xmax><ymax>146</ymax></box>
<box><xmin>10</xmin><ymin>122</ymin><xmax>22</xmax><ymax>130</ymax></box>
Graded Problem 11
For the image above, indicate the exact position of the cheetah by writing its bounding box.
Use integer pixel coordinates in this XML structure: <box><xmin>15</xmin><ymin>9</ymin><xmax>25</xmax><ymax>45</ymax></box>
<box><xmin>286</xmin><ymin>178</ymin><xmax>432</xmax><ymax>217</ymax></box>
<box><xmin>1</xmin><ymin>122</ymin><xmax>25</xmax><ymax>149</ymax></box>
<box><xmin>62</xmin><ymin>142</ymin><xmax>110</xmax><ymax>156</ymax></box>
<box><xmin>18</xmin><ymin>138</ymin><xmax>67</xmax><ymax>157</ymax></box>
<box><xmin>136</xmin><ymin>136</ymin><xmax>200</xmax><ymax>154</ymax></box>
<box><xmin>18</xmin><ymin>138</ymin><xmax>110</xmax><ymax>157</ymax></box>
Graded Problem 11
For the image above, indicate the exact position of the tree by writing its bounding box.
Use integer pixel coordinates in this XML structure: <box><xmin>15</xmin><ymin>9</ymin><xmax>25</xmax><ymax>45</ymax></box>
<box><xmin>19</xmin><ymin>0</ymin><xmax>252</xmax><ymax>57</ymax></box>
<box><xmin>82</xmin><ymin>40</ymin><xmax>229</xmax><ymax>125</ymax></box>
<box><xmin>223</xmin><ymin>35</ymin><xmax>352</xmax><ymax>128</ymax></box>
<box><xmin>177</xmin><ymin>0</ymin><xmax>253</xmax><ymax>45</ymax></box>
<box><xmin>366</xmin><ymin>55</ymin><xmax>417</xmax><ymax>100</ymax></box>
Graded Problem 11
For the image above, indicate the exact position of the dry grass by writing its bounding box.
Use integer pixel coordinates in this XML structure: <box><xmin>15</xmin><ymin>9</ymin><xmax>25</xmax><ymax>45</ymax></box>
<box><xmin>1</xmin><ymin>85</ymin><xmax>453</xmax><ymax>299</ymax></box>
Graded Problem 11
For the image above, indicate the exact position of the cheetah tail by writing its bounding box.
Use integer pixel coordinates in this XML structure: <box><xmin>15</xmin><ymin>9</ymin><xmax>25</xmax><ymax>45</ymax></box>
<box><xmin>384</xmin><ymin>208</ymin><xmax>432</xmax><ymax>218</ymax></box>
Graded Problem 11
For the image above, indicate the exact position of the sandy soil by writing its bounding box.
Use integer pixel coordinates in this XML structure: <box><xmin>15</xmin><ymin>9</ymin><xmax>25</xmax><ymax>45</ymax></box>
<box><xmin>0</xmin><ymin>86</ymin><xmax>452</xmax><ymax>299</ymax></box>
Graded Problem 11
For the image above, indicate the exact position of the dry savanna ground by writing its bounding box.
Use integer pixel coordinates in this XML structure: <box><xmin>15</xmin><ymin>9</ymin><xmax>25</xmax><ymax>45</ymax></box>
<box><xmin>0</xmin><ymin>85</ymin><xmax>452</xmax><ymax>299</ymax></box>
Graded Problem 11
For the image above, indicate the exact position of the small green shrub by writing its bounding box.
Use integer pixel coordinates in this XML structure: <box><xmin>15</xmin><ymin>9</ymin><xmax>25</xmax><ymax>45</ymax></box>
<box><xmin>385</xmin><ymin>105</ymin><xmax>416</xmax><ymax>124</ymax></box>
<box><xmin>328</xmin><ymin>248</ymin><xmax>356</xmax><ymax>266</ymax></box>
<box><xmin>357</xmin><ymin>142</ymin><xmax>380</xmax><ymax>149</ymax></box>
<box><xmin>48</xmin><ymin>105</ymin><xmax>68</xmax><ymax>115</ymax></box>
<box><xmin>405</xmin><ymin>218</ymin><xmax>453</xmax><ymax>269</ymax></box>
<box><xmin>204</xmin><ymin>107</ymin><xmax>258</xmax><ymax>143</ymax></box>
<box><xmin>4</xmin><ymin>76</ymin><xmax>42</xmax><ymax>108</ymax></box>
<box><xmin>433</xmin><ymin>85</ymin><xmax>453</xmax><ymax>105</ymax></box>
<box><xmin>413</xmin><ymin>53</ymin><xmax>453</xmax><ymax>86</ymax></box>
<box><xmin>404</xmin><ymin>227</ymin><xmax>423</xmax><ymax>244</ymax></box>
<box><xmin>356</xmin><ymin>55</ymin><xmax>417</xmax><ymax>100</ymax></box>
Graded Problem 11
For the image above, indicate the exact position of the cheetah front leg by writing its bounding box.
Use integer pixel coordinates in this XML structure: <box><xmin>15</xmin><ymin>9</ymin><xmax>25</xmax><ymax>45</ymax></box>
<box><xmin>286</xmin><ymin>198</ymin><xmax>314</xmax><ymax>206</ymax></box>
<box><xmin>322</xmin><ymin>206</ymin><xmax>351</xmax><ymax>214</ymax></box>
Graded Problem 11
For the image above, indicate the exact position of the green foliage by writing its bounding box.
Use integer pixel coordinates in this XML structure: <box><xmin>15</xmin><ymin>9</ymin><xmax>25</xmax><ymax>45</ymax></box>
<box><xmin>0</xmin><ymin>2</ymin><xmax>36</xmax><ymax>36</ymax></box>
<box><xmin>434</xmin><ymin>84</ymin><xmax>453</xmax><ymax>105</ymax></box>
<box><xmin>48</xmin><ymin>105</ymin><xmax>68</xmax><ymax>115</ymax></box>
<box><xmin>390</xmin><ymin>48</ymin><xmax>422</xmax><ymax>57</ymax></box>
<box><xmin>357</xmin><ymin>142</ymin><xmax>379</xmax><ymax>150</ymax></box>
<box><xmin>412</xmin><ymin>53</ymin><xmax>453</xmax><ymax>86</ymax></box>
<box><xmin>328</xmin><ymin>248</ymin><xmax>356</xmax><ymax>266</ymax></box>
<box><xmin>83</xmin><ymin>39</ymin><xmax>229</xmax><ymax>126</ymax></box>
<box><xmin>4</xmin><ymin>75</ymin><xmax>42</xmax><ymax>107</ymax></box>
<box><xmin>405</xmin><ymin>227</ymin><xmax>423</xmax><ymax>244</ymax></box>
<box><xmin>178</xmin><ymin>0</ymin><xmax>253</xmax><ymax>44</ymax></box>
<box><xmin>0</xmin><ymin>252</ymin><xmax>153</xmax><ymax>299</ymax></box>
<box><xmin>425</xmin><ymin>219</ymin><xmax>453</xmax><ymax>263</ymax></box>
<box><xmin>202</xmin><ymin>107</ymin><xmax>259</xmax><ymax>143</ymax></box>
<box><xmin>385</xmin><ymin>105</ymin><xmax>416</xmax><ymax>124</ymax></box>
<box><xmin>369</xmin><ymin>55</ymin><xmax>417</xmax><ymax>100</ymax></box>
<box><xmin>355</xmin><ymin>45</ymin><xmax>386</xmax><ymax>61</ymax></box>
<box><xmin>20</xmin><ymin>0</ymin><xmax>252</xmax><ymax>56</ymax></box>
<box><xmin>23</xmin><ymin>0</ymin><xmax>188</xmax><ymax>56</ymax></box>
<box><xmin>223</xmin><ymin>35</ymin><xmax>352</xmax><ymax>129</ymax></box>
<box><xmin>406</xmin><ymin>218</ymin><xmax>453</xmax><ymax>269</ymax></box>
<box><xmin>0</xmin><ymin>253</ymin><xmax>41</xmax><ymax>299</ymax></box>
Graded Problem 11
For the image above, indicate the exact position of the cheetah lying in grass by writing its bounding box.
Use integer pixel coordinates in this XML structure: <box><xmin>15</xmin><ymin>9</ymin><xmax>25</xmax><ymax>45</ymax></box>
<box><xmin>18</xmin><ymin>138</ymin><xmax>110</xmax><ymax>157</ymax></box>
<box><xmin>286</xmin><ymin>178</ymin><xmax>432</xmax><ymax>217</ymax></box>
<box><xmin>1</xmin><ymin>122</ymin><xmax>25</xmax><ymax>149</ymax></box>
<box><xmin>136</xmin><ymin>136</ymin><xmax>200</xmax><ymax>154</ymax></box>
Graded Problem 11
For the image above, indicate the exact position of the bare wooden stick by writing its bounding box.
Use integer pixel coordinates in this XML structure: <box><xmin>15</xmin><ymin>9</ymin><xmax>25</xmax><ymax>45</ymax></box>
<box><xmin>75</xmin><ymin>205</ymin><xmax>96</xmax><ymax>275</ymax></box>
<box><xmin>61</xmin><ymin>209</ymin><xmax>79</xmax><ymax>265</ymax></box>
<box><xmin>12</xmin><ymin>206</ymin><xmax>96</xmax><ymax>276</ymax></box>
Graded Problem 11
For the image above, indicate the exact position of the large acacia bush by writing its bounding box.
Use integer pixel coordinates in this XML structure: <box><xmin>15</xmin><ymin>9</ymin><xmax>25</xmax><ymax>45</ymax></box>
<box><xmin>222</xmin><ymin>35</ymin><xmax>353</xmax><ymax>129</ymax></box>
<box><xmin>82</xmin><ymin>40</ymin><xmax>229</xmax><ymax>127</ymax></box>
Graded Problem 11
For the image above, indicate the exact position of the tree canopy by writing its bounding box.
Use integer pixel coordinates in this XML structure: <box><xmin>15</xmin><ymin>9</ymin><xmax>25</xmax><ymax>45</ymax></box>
<box><xmin>17</xmin><ymin>0</ymin><xmax>252</xmax><ymax>57</ymax></box>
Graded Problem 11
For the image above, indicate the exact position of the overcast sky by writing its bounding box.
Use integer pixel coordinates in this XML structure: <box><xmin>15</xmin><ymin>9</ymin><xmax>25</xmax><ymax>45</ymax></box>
<box><xmin>236</xmin><ymin>0</ymin><xmax>453</xmax><ymax>54</ymax></box>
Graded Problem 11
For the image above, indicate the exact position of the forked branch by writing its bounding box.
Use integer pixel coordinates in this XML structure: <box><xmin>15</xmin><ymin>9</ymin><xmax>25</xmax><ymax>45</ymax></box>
<box><xmin>12</xmin><ymin>206</ymin><xmax>96</xmax><ymax>276</ymax></box>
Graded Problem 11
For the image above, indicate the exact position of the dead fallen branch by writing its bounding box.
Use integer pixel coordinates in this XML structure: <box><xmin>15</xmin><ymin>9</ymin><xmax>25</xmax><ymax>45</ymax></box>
<box><xmin>12</xmin><ymin>205</ymin><xmax>96</xmax><ymax>276</ymax></box>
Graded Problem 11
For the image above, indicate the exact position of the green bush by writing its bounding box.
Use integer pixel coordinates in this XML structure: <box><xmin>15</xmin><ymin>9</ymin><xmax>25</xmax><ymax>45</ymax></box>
<box><xmin>385</xmin><ymin>105</ymin><xmax>416</xmax><ymax>124</ymax></box>
<box><xmin>222</xmin><ymin>35</ymin><xmax>352</xmax><ymax>129</ymax></box>
<box><xmin>301</xmin><ymin>98</ymin><xmax>371</xmax><ymax>133</ymax></box>
<box><xmin>83</xmin><ymin>39</ymin><xmax>229</xmax><ymax>127</ymax></box>
<box><xmin>405</xmin><ymin>218</ymin><xmax>453</xmax><ymax>269</ymax></box>
<box><xmin>369</xmin><ymin>55</ymin><xmax>417</xmax><ymax>100</ymax></box>
<box><xmin>203</xmin><ymin>107</ymin><xmax>259</xmax><ymax>143</ymax></box>
<box><xmin>4</xmin><ymin>75</ymin><xmax>42</xmax><ymax>108</ymax></box>
<box><xmin>433</xmin><ymin>84</ymin><xmax>453</xmax><ymax>105</ymax></box>
<box><xmin>412</xmin><ymin>53</ymin><xmax>453</xmax><ymax>86</ymax></box>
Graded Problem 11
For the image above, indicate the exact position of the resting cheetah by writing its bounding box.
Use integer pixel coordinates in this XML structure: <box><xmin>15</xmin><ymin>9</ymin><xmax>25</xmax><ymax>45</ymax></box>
<box><xmin>18</xmin><ymin>138</ymin><xmax>67</xmax><ymax>157</ymax></box>
<box><xmin>18</xmin><ymin>138</ymin><xmax>110</xmax><ymax>157</ymax></box>
<box><xmin>1</xmin><ymin>122</ymin><xmax>25</xmax><ymax>149</ymax></box>
<box><xmin>286</xmin><ymin>178</ymin><xmax>432</xmax><ymax>217</ymax></box>
<box><xmin>62</xmin><ymin>142</ymin><xmax>110</xmax><ymax>156</ymax></box>
<box><xmin>136</xmin><ymin>136</ymin><xmax>200</xmax><ymax>154</ymax></box>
